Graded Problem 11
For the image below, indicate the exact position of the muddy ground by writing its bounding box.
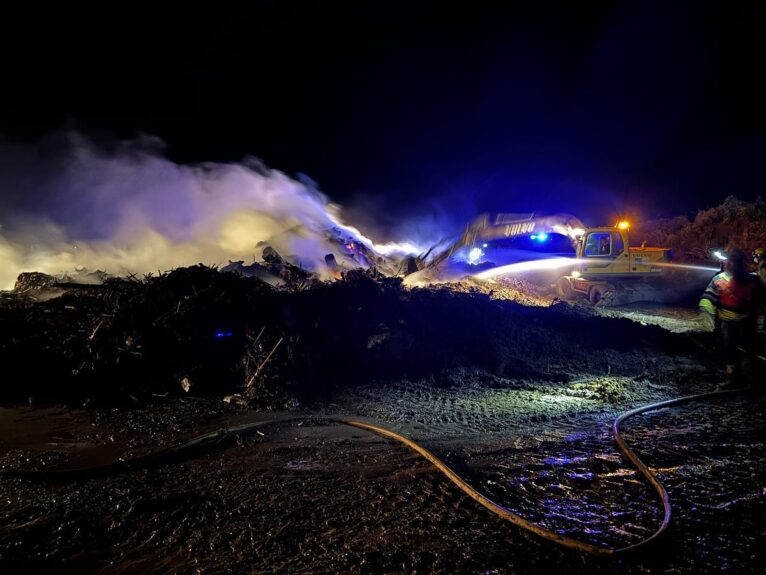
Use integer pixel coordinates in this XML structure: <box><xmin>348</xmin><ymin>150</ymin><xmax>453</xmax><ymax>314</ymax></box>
<box><xmin>1</xmin><ymin>274</ymin><xmax>765</xmax><ymax>573</ymax></box>
<box><xmin>1</xmin><ymin>378</ymin><xmax>764</xmax><ymax>574</ymax></box>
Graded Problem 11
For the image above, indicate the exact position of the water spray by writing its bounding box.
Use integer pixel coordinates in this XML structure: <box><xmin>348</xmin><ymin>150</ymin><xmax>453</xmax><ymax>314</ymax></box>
<box><xmin>473</xmin><ymin>257</ymin><xmax>584</xmax><ymax>280</ymax></box>
<box><xmin>650</xmin><ymin>262</ymin><xmax>721</xmax><ymax>273</ymax></box>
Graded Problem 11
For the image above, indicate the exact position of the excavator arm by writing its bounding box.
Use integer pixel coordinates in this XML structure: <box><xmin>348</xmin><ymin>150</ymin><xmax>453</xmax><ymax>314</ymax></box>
<box><xmin>424</xmin><ymin>212</ymin><xmax>585</xmax><ymax>269</ymax></box>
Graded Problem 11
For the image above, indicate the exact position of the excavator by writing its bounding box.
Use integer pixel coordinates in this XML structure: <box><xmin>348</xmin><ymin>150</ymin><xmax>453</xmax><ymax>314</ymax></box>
<box><xmin>555</xmin><ymin>220</ymin><xmax>676</xmax><ymax>306</ymax></box>
<box><xmin>407</xmin><ymin>212</ymin><xmax>677</xmax><ymax>306</ymax></box>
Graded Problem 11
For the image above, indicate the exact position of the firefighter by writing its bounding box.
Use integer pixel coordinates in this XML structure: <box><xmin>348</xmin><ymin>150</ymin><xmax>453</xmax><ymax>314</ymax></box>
<box><xmin>754</xmin><ymin>248</ymin><xmax>766</xmax><ymax>285</ymax></box>
<box><xmin>699</xmin><ymin>249</ymin><xmax>766</xmax><ymax>387</ymax></box>
<box><xmin>754</xmin><ymin>248</ymin><xmax>766</xmax><ymax>331</ymax></box>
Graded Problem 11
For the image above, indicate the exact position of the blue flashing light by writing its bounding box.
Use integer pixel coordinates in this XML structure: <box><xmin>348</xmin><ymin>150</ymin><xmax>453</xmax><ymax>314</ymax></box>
<box><xmin>215</xmin><ymin>331</ymin><xmax>234</xmax><ymax>339</ymax></box>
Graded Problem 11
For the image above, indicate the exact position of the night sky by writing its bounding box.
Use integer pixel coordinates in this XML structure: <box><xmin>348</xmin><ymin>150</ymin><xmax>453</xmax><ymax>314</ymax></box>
<box><xmin>1</xmin><ymin>1</ymin><xmax>764</xmax><ymax>231</ymax></box>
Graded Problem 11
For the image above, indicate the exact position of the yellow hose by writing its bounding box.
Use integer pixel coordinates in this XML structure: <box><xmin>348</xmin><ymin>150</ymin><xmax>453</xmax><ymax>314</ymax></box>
<box><xmin>343</xmin><ymin>419</ymin><xmax>613</xmax><ymax>556</ymax></box>
<box><xmin>344</xmin><ymin>387</ymin><xmax>745</xmax><ymax>556</ymax></box>
<box><xmin>7</xmin><ymin>388</ymin><xmax>749</xmax><ymax>556</ymax></box>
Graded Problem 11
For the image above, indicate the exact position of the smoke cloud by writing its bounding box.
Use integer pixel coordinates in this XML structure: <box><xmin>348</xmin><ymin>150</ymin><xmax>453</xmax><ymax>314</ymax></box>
<box><xmin>0</xmin><ymin>133</ymin><xmax>427</xmax><ymax>289</ymax></box>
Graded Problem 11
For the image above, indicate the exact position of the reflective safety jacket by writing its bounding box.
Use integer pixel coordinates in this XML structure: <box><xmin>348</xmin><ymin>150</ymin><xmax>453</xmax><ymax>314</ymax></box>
<box><xmin>699</xmin><ymin>271</ymin><xmax>765</xmax><ymax>321</ymax></box>
<box><xmin>758</xmin><ymin>261</ymin><xmax>766</xmax><ymax>286</ymax></box>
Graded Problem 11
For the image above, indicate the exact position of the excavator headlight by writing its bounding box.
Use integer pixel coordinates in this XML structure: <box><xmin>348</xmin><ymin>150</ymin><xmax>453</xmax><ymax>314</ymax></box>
<box><xmin>616</xmin><ymin>221</ymin><xmax>630</xmax><ymax>230</ymax></box>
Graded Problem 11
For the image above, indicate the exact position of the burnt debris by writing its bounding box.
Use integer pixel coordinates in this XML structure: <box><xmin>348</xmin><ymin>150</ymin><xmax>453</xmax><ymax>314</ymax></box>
<box><xmin>0</xmin><ymin>262</ymin><xmax>701</xmax><ymax>408</ymax></box>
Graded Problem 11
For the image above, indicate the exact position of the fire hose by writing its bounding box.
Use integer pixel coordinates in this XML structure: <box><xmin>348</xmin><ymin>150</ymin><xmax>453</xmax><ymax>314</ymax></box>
<box><xmin>4</xmin><ymin>386</ymin><xmax>757</xmax><ymax>556</ymax></box>
<box><xmin>349</xmin><ymin>388</ymin><xmax>746</xmax><ymax>556</ymax></box>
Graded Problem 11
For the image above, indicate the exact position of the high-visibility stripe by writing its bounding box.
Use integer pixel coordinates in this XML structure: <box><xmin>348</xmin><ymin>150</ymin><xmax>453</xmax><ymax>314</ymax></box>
<box><xmin>698</xmin><ymin>299</ymin><xmax>716</xmax><ymax>315</ymax></box>
<box><xmin>717</xmin><ymin>308</ymin><xmax>749</xmax><ymax>321</ymax></box>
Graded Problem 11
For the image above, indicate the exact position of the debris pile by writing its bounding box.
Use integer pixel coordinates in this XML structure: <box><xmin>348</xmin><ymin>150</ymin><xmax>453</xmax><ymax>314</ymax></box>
<box><xmin>13</xmin><ymin>272</ymin><xmax>57</xmax><ymax>292</ymax></box>
<box><xmin>0</xmin><ymin>254</ymin><xmax>704</xmax><ymax>408</ymax></box>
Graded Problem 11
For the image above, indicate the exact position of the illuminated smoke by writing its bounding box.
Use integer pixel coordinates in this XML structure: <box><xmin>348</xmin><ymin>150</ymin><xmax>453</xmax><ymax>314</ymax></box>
<box><xmin>0</xmin><ymin>133</ymin><xmax>424</xmax><ymax>289</ymax></box>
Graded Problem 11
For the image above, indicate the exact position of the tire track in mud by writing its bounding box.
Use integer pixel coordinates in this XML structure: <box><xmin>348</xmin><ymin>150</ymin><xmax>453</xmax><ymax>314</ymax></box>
<box><xmin>1</xmin><ymin>382</ymin><xmax>762</xmax><ymax>573</ymax></box>
<box><xmin>335</xmin><ymin>375</ymin><xmax>765</xmax><ymax>557</ymax></box>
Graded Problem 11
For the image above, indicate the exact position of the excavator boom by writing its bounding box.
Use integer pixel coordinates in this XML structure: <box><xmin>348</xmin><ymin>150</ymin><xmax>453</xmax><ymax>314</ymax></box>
<box><xmin>425</xmin><ymin>212</ymin><xmax>585</xmax><ymax>269</ymax></box>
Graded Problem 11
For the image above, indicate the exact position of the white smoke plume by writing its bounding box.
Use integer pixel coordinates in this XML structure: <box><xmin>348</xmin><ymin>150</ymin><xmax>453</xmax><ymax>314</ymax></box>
<box><xmin>0</xmin><ymin>133</ymin><xmax>425</xmax><ymax>289</ymax></box>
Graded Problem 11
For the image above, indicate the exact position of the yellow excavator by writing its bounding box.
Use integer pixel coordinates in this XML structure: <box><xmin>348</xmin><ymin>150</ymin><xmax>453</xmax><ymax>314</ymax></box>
<box><xmin>409</xmin><ymin>213</ymin><xmax>676</xmax><ymax>306</ymax></box>
<box><xmin>556</xmin><ymin>221</ymin><xmax>676</xmax><ymax>305</ymax></box>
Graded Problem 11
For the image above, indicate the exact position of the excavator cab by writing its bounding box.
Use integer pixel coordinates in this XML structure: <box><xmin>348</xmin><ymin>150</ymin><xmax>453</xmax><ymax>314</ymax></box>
<box><xmin>577</xmin><ymin>229</ymin><xmax>631</xmax><ymax>274</ymax></box>
<box><xmin>575</xmin><ymin>224</ymin><xmax>668</xmax><ymax>278</ymax></box>
<box><xmin>560</xmin><ymin>222</ymin><xmax>674</xmax><ymax>305</ymax></box>
<box><xmin>582</xmin><ymin>230</ymin><xmax>625</xmax><ymax>257</ymax></box>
